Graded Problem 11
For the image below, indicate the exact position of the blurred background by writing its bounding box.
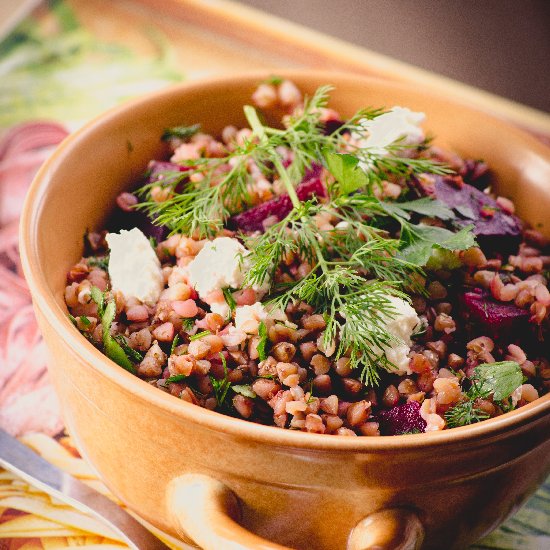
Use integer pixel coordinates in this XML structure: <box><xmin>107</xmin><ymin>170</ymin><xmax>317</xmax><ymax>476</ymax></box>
<box><xmin>239</xmin><ymin>0</ymin><xmax>550</xmax><ymax>112</ymax></box>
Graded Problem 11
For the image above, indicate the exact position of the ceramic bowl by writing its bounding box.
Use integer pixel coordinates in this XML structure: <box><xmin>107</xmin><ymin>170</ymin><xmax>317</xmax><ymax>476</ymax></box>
<box><xmin>20</xmin><ymin>72</ymin><xmax>550</xmax><ymax>550</ymax></box>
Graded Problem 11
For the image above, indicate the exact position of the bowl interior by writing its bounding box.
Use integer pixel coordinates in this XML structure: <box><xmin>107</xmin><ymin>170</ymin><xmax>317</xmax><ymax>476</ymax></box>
<box><xmin>22</xmin><ymin>72</ymin><xmax>550</xmax><ymax>442</ymax></box>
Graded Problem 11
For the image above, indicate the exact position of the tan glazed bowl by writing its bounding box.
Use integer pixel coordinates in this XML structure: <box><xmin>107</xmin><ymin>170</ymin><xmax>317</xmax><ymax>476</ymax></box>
<box><xmin>20</xmin><ymin>72</ymin><xmax>550</xmax><ymax>550</ymax></box>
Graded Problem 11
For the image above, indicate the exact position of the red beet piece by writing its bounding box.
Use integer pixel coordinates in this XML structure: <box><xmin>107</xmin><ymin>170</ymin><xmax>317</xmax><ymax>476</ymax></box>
<box><xmin>377</xmin><ymin>401</ymin><xmax>426</xmax><ymax>435</ymax></box>
<box><xmin>434</xmin><ymin>177</ymin><xmax>522</xmax><ymax>253</ymax></box>
<box><xmin>230</xmin><ymin>164</ymin><xmax>326</xmax><ymax>232</ymax></box>
<box><xmin>146</xmin><ymin>160</ymin><xmax>189</xmax><ymax>184</ymax></box>
<box><xmin>459</xmin><ymin>291</ymin><xmax>529</xmax><ymax>339</ymax></box>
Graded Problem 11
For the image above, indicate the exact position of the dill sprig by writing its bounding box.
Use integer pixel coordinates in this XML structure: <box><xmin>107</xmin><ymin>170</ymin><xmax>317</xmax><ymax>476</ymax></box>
<box><xmin>136</xmin><ymin>84</ymin><xmax>477</xmax><ymax>386</ymax></box>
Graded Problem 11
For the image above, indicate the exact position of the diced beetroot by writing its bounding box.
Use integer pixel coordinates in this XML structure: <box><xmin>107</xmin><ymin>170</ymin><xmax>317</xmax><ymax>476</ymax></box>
<box><xmin>322</xmin><ymin>119</ymin><xmax>346</xmax><ymax>136</ymax></box>
<box><xmin>230</xmin><ymin>164</ymin><xmax>326</xmax><ymax>232</ymax></box>
<box><xmin>108</xmin><ymin>161</ymin><xmax>188</xmax><ymax>239</ymax></box>
<box><xmin>146</xmin><ymin>160</ymin><xmax>189</xmax><ymax>184</ymax></box>
<box><xmin>459</xmin><ymin>159</ymin><xmax>491</xmax><ymax>190</ymax></box>
<box><xmin>434</xmin><ymin>177</ymin><xmax>522</xmax><ymax>253</ymax></box>
<box><xmin>459</xmin><ymin>291</ymin><xmax>529</xmax><ymax>340</ymax></box>
<box><xmin>377</xmin><ymin>401</ymin><xmax>426</xmax><ymax>435</ymax></box>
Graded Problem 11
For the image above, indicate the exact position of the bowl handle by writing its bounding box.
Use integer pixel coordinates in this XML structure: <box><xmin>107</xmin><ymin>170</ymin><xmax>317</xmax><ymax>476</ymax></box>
<box><xmin>167</xmin><ymin>473</ymin><xmax>424</xmax><ymax>550</ymax></box>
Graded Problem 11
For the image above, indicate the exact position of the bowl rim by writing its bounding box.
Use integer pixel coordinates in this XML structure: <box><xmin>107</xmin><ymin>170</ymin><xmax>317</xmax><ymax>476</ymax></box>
<box><xmin>20</xmin><ymin>70</ymin><xmax>550</xmax><ymax>453</ymax></box>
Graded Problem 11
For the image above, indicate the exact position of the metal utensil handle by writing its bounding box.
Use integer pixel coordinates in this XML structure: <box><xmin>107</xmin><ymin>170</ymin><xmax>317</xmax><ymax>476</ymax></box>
<box><xmin>0</xmin><ymin>428</ymin><xmax>169</xmax><ymax>550</ymax></box>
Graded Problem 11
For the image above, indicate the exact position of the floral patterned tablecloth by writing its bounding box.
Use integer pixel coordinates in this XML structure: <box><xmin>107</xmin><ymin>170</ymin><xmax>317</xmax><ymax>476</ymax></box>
<box><xmin>0</xmin><ymin>2</ymin><xmax>548</xmax><ymax>548</ymax></box>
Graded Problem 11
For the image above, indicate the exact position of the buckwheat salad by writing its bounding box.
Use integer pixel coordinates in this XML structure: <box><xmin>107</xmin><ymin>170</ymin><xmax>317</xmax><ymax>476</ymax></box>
<box><xmin>65</xmin><ymin>79</ymin><xmax>549</xmax><ymax>436</ymax></box>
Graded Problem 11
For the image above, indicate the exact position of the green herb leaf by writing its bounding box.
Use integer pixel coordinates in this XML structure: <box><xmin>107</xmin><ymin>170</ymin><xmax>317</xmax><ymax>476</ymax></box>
<box><xmin>399</xmin><ymin>224</ymin><xmax>476</xmax><ymax>266</ymax></box>
<box><xmin>101</xmin><ymin>301</ymin><xmax>136</xmax><ymax>374</ymax></box>
<box><xmin>325</xmin><ymin>151</ymin><xmax>369</xmax><ymax>195</ymax></box>
<box><xmin>181</xmin><ymin>318</ymin><xmax>195</xmax><ymax>333</ymax></box>
<box><xmin>114</xmin><ymin>334</ymin><xmax>144</xmax><ymax>363</ymax></box>
<box><xmin>161</xmin><ymin>123</ymin><xmax>201</xmax><ymax>142</ymax></box>
<box><xmin>232</xmin><ymin>385</ymin><xmax>257</xmax><ymax>398</ymax></box>
<box><xmin>189</xmin><ymin>330</ymin><xmax>211</xmax><ymax>341</ymax></box>
<box><xmin>257</xmin><ymin>321</ymin><xmax>268</xmax><ymax>362</ymax></box>
<box><xmin>90</xmin><ymin>286</ymin><xmax>105</xmax><ymax>316</ymax></box>
<box><xmin>170</xmin><ymin>334</ymin><xmax>180</xmax><ymax>356</ymax></box>
<box><xmin>473</xmin><ymin>361</ymin><xmax>523</xmax><ymax>401</ymax></box>
<box><xmin>79</xmin><ymin>315</ymin><xmax>91</xmax><ymax>328</ymax></box>
<box><xmin>87</xmin><ymin>255</ymin><xmax>109</xmax><ymax>270</ymax></box>
<box><xmin>210</xmin><ymin>353</ymin><xmax>232</xmax><ymax>407</ymax></box>
<box><xmin>89</xmin><ymin>286</ymin><xmax>136</xmax><ymax>374</ymax></box>
<box><xmin>165</xmin><ymin>374</ymin><xmax>187</xmax><ymax>384</ymax></box>
<box><xmin>383</xmin><ymin>197</ymin><xmax>454</xmax><ymax>221</ymax></box>
<box><xmin>222</xmin><ymin>287</ymin><xmax>237</xmax><ymax>315</ymax></box>
<box><xmin>148</xmin><ymin>236</ymin><xmax>157</xmax><ymax>249</ymax></box>
<box><xmin>68</xmin><ymin>313</ymin><xmax>77</xmax><ymax>325</ymax></box>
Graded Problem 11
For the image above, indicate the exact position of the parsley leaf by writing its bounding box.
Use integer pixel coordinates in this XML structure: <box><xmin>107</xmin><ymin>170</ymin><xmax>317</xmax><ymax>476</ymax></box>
<box><xmin>473</xmin><ymin>361</ymin><xmax>523</xmax><ymax>401</ymax></box>
<box><xmin>232</xmin><ymin>385</ymin><xmax>257</xmax><ymax>398</ymax></box>
<box><xmin>114</xmin><ymin>334</ymin><xmax>144</xmax><ymax>363</ymax></box>
<box><xmin>161</xmin><ymin>123</ymin><xmax>201</xmax><ymax>142</ymax></box>
<box><xmin>444</xmin><ymin>361</ymin><xmax>522</xmax><ymax>428</ymax></box>
<box><xmin>90</xmin><ymin>287</ymin><xmax>136</xmax><ymax>374</ymax></box>
<box><xmin>87</xmin><ymin>255</ymin><xmax>109</xmax><ymax>270</ymax></box>
<box><xmin>90</xmin><ymin>286</ymin><xmax>105</xmax><ymax>316</ymax></box>
<box><xmin>399</xmin><ymin>224</ymin><xmax>476</xmax><ymax>266</ymax></box>
<box><xmin>210</xmin><ymin>353</ymin><xmax>231</xmax><ymax>407</ymax></box>
<box><xmin>382</xmin><ymin>197</ymin><xmax>454</xmax><ymax>221</ymax></box>
<box><xmin>257</xmin><ymin>321</ymin><xmax>268</xmax><ymax>362</ymax></box>
<box><xmin>181</xmin><ymin>318</ymin><xmax>195</xmax><ymax>332</ymax></box>
<box><xmin>165</xmin><ymin>374</ymin><xmax>187</xmax><ymax>384</ymax></box>
<box><xmin>325</xmin><ymin>151</ymin><xmax>369</xmax><ymax>195</ymax></box>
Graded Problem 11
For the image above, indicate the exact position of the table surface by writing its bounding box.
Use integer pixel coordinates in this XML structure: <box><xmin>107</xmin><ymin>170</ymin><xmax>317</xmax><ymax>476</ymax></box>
<box><xmin>0</xmin><ymin>1</ymin><xmax>548</xmax><ymax>549</ymax></box>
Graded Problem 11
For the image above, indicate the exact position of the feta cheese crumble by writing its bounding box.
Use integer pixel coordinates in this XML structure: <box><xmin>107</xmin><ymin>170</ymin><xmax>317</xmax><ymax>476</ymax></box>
<box><xmin>235</xmin><ymin>302</ymin><xmax>268</xmax><ymax>334</ymax></box>
<box><xmin>380</xmin><ymin>295</ymin><xmax>421</xmax><ymax>375</ymax></box>
<box><xmin>106</xmin><ymin>228</ymin><xmax>164</xmax><ymax>306</ymax></box>
<box><xmin>356</xmin><ymin>107</ymin><xmax>425</xmax><ymax>156</ymax></box>
<box><xmin>187</xmin><ymin>237</ymin><xmax>269</xmax><ymax>304</ymax></box>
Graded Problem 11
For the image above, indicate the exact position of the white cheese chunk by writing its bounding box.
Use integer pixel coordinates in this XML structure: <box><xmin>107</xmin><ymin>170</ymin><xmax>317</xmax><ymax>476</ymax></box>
<box><xmin>356</xmin><ymin>107</ymin><xmax>425</xmax><ymax>156</ymax></box>
<box><xmin>106</xmin><ymin>228</ymin><xmax>164</xmax><ymax>306</ymax></box>
<box><xmin>187</xmin><ymin>237</ymin><xmax>269</xmax><ymax>303</ymax></box>
<box><xmin>234</xmin><ymin>302</ymin><xmax>268</xmax><ymax>334</ymax></box>
<box><xmin>380</xmin><ymin>295</ymin><xmax>421</xmax><ymax>375</ymax></box>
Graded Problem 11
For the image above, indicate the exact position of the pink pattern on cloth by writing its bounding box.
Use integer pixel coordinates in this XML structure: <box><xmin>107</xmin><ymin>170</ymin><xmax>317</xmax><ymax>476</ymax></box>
<box><xmin>0</xmin><ymin>121</ymin><xmax>69</xmax><ymax>436</ymax></box>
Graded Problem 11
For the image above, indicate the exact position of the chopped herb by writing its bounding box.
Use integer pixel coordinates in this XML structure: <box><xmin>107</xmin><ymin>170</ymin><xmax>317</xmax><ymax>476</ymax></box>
<box><xmin>189</xmin><ymin>330</ymin><xmax>211</xmax><ymax>341</ymax></box>
<box><xmin>257</xmin><ymin>321</ymin><xmax>268</xmax><ymax>362</ymax></box>
<box><xmin>181</xmin><ymin>318</ymin><xmax>195</xmax><ymax>332</ymax></box>
<box><xmin>90</xmin><ymin>286</ymin><xmax>136</xmax><ymax>374</ymax></box>
<box><xmin>232</xmin><ymin>385</ymin><xmax>257</xmax><ymax>398</ymax></box>
<box><xmin>222</xmin><ymin>287</ymin><xmax>237</xmax><ymax>315</ymax></box>
<box><xmin>87</xmin><ymin>255</ymin><xmax>109</xmax><ymax>270</ymax></box>
<box><xmin>170</xmin><ymin>334</ymin><xmax>180</xmax><ymax>356</ymax></box>
<box><xmin>68</xmin><ymin>313</ymin><xmax>77</xmax><ymax>325</ymax></box>
<box><xmin>114</xmin><ymin>334</ymin><xmax>144</xmax><ymax>363</ymax></box>
<box><xmin>79</xmin><ymin>315</ymin><xmax>91</xmax><ymax>328</ymax></box>
<box><xmin>445</xmin><ymin>361</ymin><xmax>522</xmax><ymax>428</ymax></box>
<box><xmin>165</xmin><ymin>374</ymin><xmax>187</xmax><ymax>384</ymax></box>
<box><xmin>126</xmin><ymin>140</ymin><xmax>134</xmax><ymax>154</ymax></box>
<box><xmin>265</xmin><ymin>75</ymin><xmax>283</xmax><ymax>85</ymax></box>
<box><xmin>396</xmin><ymin>428</ymin><xmax>422</xmax><ymax>435</ymax></box>
<box><xmin>90</xmin><ymin>286</ymin><xmax>105</xmax><ymax>316</ymax></box>
<box><xmin>161</xmin><ymin>123</ymin><xmax>201</xmax><ymax>142</ymax></box>
<box><xmin>210</xmin><ymin>353</ymin><xmax>231</xmax><ymax>407</ymax></box>
<box><xmin>149</xmin><ymin>236</ymin><xmax>157</xmax><ymax>249</ymax></box>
